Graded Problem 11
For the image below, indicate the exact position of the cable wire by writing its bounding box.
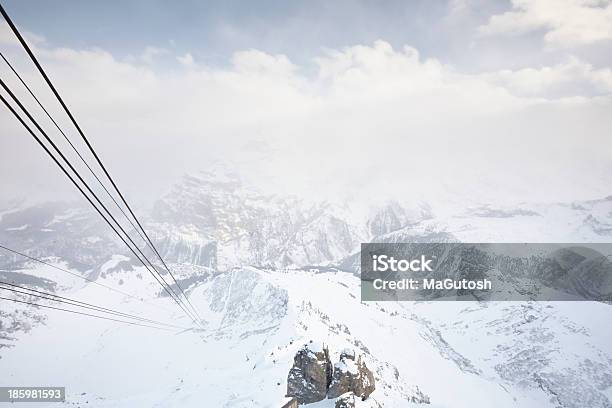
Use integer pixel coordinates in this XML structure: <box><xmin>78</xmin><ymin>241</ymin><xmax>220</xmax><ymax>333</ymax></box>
<box><xmin>0</xmin><ymin>89</ymin><xmax>202</xmax><ymax>328</ymax></box>
<box><xmin>0</xmin><ymin>295</ymin><xmax>175</xmax><ymax>331</ymax></box>
<box><xmin>0</xmin><ymin>244</ymin><xmax>176</xmax><ymax>315</ymax></box>
<box><xmin>0</xmin><ymin>282</ymin><xmax>190</xmax><ymax>330</ymax></box>
<box><xmin>0</xmin><ymin>77</ymin><xmax>190</xmax><ymax>315</ymax></box>
<box><xmin>0</xmin><ymin>3</ymin><xmax>202</xmax><ymax>323</ymax></box>
<box><xmin>0</xmin><ymin>78</ymin><xmax>199</xmax><ymax>326</ymax></box>
<box><xmin>0</xmin><ymin>50</ymin><xmax>155</xmax><ymax>261</ymax></box>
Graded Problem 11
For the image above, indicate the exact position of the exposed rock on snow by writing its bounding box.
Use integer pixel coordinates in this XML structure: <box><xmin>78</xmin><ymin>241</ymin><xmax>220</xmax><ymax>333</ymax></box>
<box><xmin>0</xmin><ymin>308</ymin><xmax>46</xmax><ymax>351</ymax></box>
<box><xmin>340</xmin><ymin>348</ymin><xmax>355</xmax><ymax>361</ymax></box>
<box><xmin>287</xmin><ymin>342</ymin><xmax>333</xmax><ymax>404</ymax></box>
<box><xmin>334</xmin><ymin>391</ymin><xmax>382</xmax><ymax>408</ymax></box>
<box><xmin>149</xmin><ymin>172</ymin><xmax>367</xmax><ymax>269</ymax></box>
<box><xmin>286</xmin><ymin>344</ymin><xmax>376</xmax><ymax>404</ymax></box>
<box><xmin>199</xmin><ymin>268</ymin><xmax>288</xmax><ymax>339</ymax></box>
<box><xmin>3</xmin><ymin>175</ymin><xmax>612</xmax><ymax>407</ymax></box>
<box><xmin>335</xmin><ymin>392</ymin><xmax>356</xmax><ymax>408</ymax></box>
<box><xmin>328</xmin><ymin>351</ymin><xmax>375</xmax><ymax>400</ymax></box>
<box><xmin>367</xmin><ymin>201</ymin><xmax>431</xmax><ymax>236</ymax></box>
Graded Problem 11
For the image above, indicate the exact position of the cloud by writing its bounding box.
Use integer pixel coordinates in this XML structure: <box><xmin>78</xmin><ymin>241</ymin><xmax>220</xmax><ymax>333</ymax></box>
<box><xmin>481</xmin><ymin>56</ymin><xmax>612</xmax><ymax>97</ymax></box>
<box><xmin>0</xmin><ymin>23</ymin><xmax>46</xmax><ymax>47</ymax></box>
<box><xmin>177</xmin><ymin>52</ymin><xmax>195</xmax><ymax>67</ymax></box>
<box><xmin>231</xmin><ymin>49</ymin><xmax>296</xmax><ymax>77</ymax></box>
<box><xmin>136</xmin><ymin>46</ymin><xmax>169</xmax><ymax>64</ymax></box>
<box><xmin>480</xmin><ymin>0</ymin><xmax>612</xmax><ymax>48</ymax></box>
<box><xmin>0</xmin><ymin>39</ymin><xmax>611</xmax><ymax>208</ymax></box>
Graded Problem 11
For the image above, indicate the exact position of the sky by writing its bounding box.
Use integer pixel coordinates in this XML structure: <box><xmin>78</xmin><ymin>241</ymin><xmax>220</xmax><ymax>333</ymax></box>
<box><xmin>0</xmin><ymin>0</ymin><xmax>611</xmax><ymax>210</ymax></box>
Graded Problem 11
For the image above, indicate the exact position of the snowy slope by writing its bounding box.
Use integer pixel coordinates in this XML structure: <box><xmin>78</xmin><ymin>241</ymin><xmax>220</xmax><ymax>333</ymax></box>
<box><xmin>2</xmin><ymin>174</ymin><xmax>612</xmax><ymax>407</ymax></box>
<box><xmin>2</xmin><ymin>264</ymin><xmax>612</xmax><ymax>407</ymax></box>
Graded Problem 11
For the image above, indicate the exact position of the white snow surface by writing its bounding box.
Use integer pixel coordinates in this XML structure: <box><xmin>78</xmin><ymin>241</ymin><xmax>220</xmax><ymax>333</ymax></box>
<box><xmin>2</xmin><ymin>263</ymin><xmax>612</xmax><ymax>407</ymax></box>
<box><xmin>2</xmin><ymin>184</ymin><xmax>612</xmax><ymax>407</ymax></box>
<box><xmin>5</xmin><ymin>224</ymin><xmax>29</xmax><ymax>231</ymax></box>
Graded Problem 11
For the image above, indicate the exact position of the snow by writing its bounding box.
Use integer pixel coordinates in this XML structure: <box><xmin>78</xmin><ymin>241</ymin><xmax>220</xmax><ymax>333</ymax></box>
<box><xmin>44</xmin><ymin>208</ymin><xmax>82</xmax><ymax>226</ymax></box>
<box><xmin>100</xmin><ymin>255</ymin><xmax>131</xmax><ymax>274</ymax></box>
<box><xmin>335</xmin><ymin>359</ymin><xmax>358</xmax><ymax>374</ymax></box>
<box><xmin>2</xmin><ymin>184</ymin><xmax>612</xmax><ymax>407</ymax></box>
<box><xmin>6</xmin><ymin>260</ymin><xmax>87</xmax><ymax>291</ymax></box>
<box><xmin>306</xmin><ymin>341</ymin><xmax>325</xmax><ymax>354</ymax></box>
<box><xmin>5</xmin><ymin>223</ymin><xmax>28</xmax><ymax>231</ymax></box>
<box><xmin>2</xmin><ymin>259</ymin><xmax>612</xmax><ymax>407</ymax></box>
<box><xmin>279</xmin><ymin>396</ymin><xmax>296</xmax><ymax>405</ymax></box>
<box><xmin>0</xmin><ymin>204</ymin><xmax>24</xmax><ymax>223</ymax></box>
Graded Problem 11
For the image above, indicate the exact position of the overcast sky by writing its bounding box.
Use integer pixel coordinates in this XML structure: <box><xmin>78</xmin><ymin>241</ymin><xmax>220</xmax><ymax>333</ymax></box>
<box><xmin>1</xmin><ymin>0</ymin><xmax>611</xmax><ymax>209</ymax></box>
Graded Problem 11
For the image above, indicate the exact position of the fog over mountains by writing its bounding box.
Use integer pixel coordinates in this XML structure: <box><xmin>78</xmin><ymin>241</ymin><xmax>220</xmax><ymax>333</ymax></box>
<box><xmin>1</xmin><ymin>0</ymin><xmax>611</xmax><ymax>405</ymax></box>
<box><xmin>1</xmin><ymin>170</ymin><xmax>612</xmax><ymax>407</ymax></box>
<box><xmin>4</xmin><ymin>168</ymin><xmax>611</xmax><ymax>272</ymax></box>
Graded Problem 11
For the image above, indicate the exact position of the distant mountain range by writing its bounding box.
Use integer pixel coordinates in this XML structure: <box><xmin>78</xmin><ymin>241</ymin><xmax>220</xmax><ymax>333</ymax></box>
<box><xmin>1</xmin><ymin>172</ymin><xmax>612</xmax><ymax>407</ymax></box>
<box><xmin>3</xmin><ymin>170</ymin><xmax>610</xmax><ymax>274</ymax></box>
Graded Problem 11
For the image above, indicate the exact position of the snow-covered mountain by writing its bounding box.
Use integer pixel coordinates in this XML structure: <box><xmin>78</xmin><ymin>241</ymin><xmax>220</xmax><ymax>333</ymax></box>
<box><xmin>4</xmin><ymin>171</ymin><xmax>611</xmax><ymax>275</ymax></box>
<box><xmin>2</xmin><ymin>265</ymin><xmax>612</xmax><ymax>407</ymax></box>
<box><xmin>148</xmin><ymin>171</ymin><xmax>370</xmax><ymax>269</ymax></box>
<box><xmin>2</xmin><ymin>172</ymin><xmax>612</xmax><ymax>407</ymax></box>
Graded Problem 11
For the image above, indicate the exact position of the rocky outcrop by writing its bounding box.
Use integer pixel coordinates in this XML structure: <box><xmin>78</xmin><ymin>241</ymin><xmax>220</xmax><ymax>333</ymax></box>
<box><xmin>150</xmin><ymin>171</ymin><xmax>367</xmax><ymax>269</ymax></box>
<box><xmin>328</xmin><ymin>350</ymin><xmax>376</xmax><ymax>399</ymax></box>
<box><xmin>286</xmin><ymin>342</ymin><xmax>332</xmax><ymax>404</ymax></box>
<box><xmin>335</xmin><ymin>392</ymin><xmax>383</xmax><ymax>408</ymax></box>
<box><xmin>286</xmin><ymin>344</ymin><xmax>376</xmax><ymax>404</ymax></box>
<box><xmin>335</xmin><ymin>392</ymin><xmax>356</xmax><ymax>408</ymax></box>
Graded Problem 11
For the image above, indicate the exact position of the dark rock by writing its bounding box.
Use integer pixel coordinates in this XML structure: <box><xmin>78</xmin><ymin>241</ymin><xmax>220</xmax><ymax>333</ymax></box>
<box><xmin>286</xmin><ymin>342</ymin><xmax>332</xmax><ymax>404</ymax></box>
<box><xmin>335</xmin><ymin>392</ymin><xmax>383</xmax><ymax>408</ymax></box>
<box><xmin>335</xmin><ymin>392</ymin><xmax>356</xmax><ymax>408</ymax></box>
<box><xmin>328</xmin><ymin>351</ymin><xmax>376</xmax><ymax>400</ymax></box>
<box><xmin>340</xmin><ymin>348</ymin><xmax>355</xmax><ymax>361</ymax></box>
